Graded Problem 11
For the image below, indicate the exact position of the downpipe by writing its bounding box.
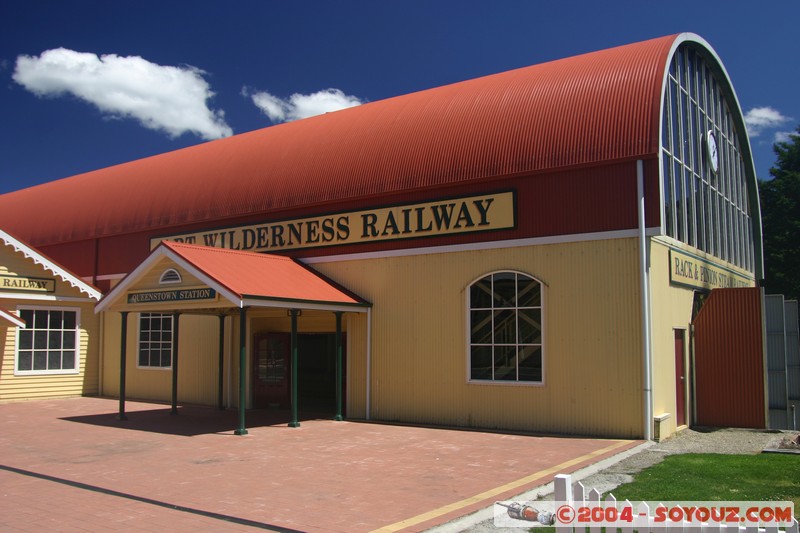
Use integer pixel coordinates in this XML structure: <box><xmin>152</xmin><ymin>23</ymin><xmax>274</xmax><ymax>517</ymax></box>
<box><xmin>637</xmin><ymin>160</ymin><xmax>654</xmax><ymax>441</ymax></box>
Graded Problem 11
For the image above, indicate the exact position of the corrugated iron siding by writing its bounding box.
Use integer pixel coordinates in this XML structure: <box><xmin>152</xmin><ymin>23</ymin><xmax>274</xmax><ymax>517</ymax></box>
<box><xmin>648</xmin><ymin>241</ymin><xmax>697</xmax><ymax>437</ymax></box>
<box><xmin>102</xmin><ymin>313</ymin><xmax>225</xmax><ymax>406</ymax></box>
<box><xmin>693</xmin><ymin>287</ymin><xmax>766</xmax><ymax>428</ymax></box>
<box><xmin>0</xmin><ymin>35</ymin><xmax>675</xmax><ymax>248</ymax></box>
<box><xmin>787</xmin><ymin>301</ymin><xmax>800</xmax><ymax>403</ymax></box>
<box><xmin>314</xmin><ymin>237</ymin><xmax>644</xmax><ymax>438</ymax></box>
<box><xmin>765</xmin><ymin>295</ymin><xmax>789</xmax><ymax>428</ymax></box>
<box><xmin>345</xmin><ymin>313</ymin><xmax>368</xmax><ymax>419</ymax></box>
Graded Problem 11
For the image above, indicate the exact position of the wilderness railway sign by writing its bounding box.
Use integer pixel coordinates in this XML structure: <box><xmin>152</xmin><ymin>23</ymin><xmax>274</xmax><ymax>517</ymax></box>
<box><xmin>151</xmin><ymin>192</ymin><xmax>516</xmax><ymax>253</ymax></box>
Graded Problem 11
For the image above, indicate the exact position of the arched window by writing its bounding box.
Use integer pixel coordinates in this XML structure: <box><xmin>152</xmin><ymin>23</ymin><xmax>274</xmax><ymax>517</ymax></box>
<box><xmin>159</xmin><ymin>268</ymin><xmax>182</xmax><ymax>285</ymax></box>
<box><xmin>468</xmin><ymin>272</ymin><xmax>543</xmax><ymax>383</ymax></box>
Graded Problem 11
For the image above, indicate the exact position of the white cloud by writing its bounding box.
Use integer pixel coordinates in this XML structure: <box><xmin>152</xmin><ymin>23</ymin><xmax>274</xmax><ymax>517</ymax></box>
<box><xmin>13</xmin><ymin>48</ymin><xmax>232</xmax><ymax>140</ymax></box>
<box><xmin>246</xmin><ymin>87</ymin><xmax>363</xmax><ymax>123</ymax></box>
<box><xmin>743</xmin><ymin>106</ymin><xmax>791</xmax><ymax>138</ymax></box>
<box><xmin>250</xmin><ymin>91</ymin><xmax>291</xmax><ymax>123</ymax></box>
<box><xmin>774</xmin><ymin>130</ymin><xmax>798</xmax><ymax>144</ymax></box>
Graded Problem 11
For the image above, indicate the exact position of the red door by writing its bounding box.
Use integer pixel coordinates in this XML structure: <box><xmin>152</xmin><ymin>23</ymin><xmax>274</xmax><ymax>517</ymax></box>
<box><xmin>674</xmin><ymin>329</ymin><xmax>686</xmax><ymax>427</ymax></box>
<box><xmin>253</xmin><ymin>333</ymin><xmax>290</xmax><ymax>408</ymax></box>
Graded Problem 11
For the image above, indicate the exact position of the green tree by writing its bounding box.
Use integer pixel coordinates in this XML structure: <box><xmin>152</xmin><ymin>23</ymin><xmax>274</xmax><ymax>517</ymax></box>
<box><xmin>759</xmin><ymin>125</ymin><xmax>800</xmax><ymax>300</ymax></box>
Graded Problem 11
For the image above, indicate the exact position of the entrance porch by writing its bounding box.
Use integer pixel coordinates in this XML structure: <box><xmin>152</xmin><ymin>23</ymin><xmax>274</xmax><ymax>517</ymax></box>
<box><xmin>95</xmin><ymin>241</ymin><xmax>371</xmax><ymax>434</ymax></box>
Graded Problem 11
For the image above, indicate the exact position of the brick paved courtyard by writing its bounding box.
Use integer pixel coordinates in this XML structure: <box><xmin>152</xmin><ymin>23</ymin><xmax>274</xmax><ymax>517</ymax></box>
<box><xmin>0</xmin><ymin>398</ymin><xmax>640</xmax><ymax>532</ymax></box>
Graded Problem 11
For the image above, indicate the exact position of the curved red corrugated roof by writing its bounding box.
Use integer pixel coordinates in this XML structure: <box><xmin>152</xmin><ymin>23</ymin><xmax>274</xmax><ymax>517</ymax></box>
<box><xmin>0</xmin><ymin>34</ymin><xmax>678</xmax><ymax>246</ymax></box>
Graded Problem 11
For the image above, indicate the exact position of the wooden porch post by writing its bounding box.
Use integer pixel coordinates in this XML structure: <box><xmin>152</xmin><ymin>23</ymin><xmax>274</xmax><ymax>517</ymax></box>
<box><xmin>117</xmin><ymin>311</ymin><xmax>129</xmax><ymax>421</ymax></box>
<box><xmin>218</xmin><ymin>314</ymin><xmax>225</xmax><ymax>410</ymax></box>
<box><xmin>289</xmin><ymin>309</ymin><xmax>300</xmax><ymax>428</ymax></box>
<box><xmin>170</xmin><ymin>313</ymin><xmax>181</xmax><ymax>415</ymax></box>
<box><xmin>334</xmin><ymin>311</ymin><xmax>343</xmax><ymax>421</ymax></box>
<box><xmin>235</xmin><ymin>307</ymin><xmax>249</xmax><ymax>435</ymax></box>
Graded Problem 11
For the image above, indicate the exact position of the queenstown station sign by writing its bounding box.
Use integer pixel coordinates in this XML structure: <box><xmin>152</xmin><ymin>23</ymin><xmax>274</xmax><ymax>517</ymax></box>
<box><xmin>151</xmin><ymin>192</ymin><xmax>516</xmax><ymax>253</ymax></box>
<box><xmin>127</xmin><ymin>288</ymin><xmax>217</xmax><ymax>305</ymax></box>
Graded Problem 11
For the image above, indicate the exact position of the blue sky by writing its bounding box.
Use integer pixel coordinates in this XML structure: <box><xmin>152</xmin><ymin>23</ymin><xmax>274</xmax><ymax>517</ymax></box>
<box><xmin>1</xmin><ymin>1</ymin><xmax>798</xmax><ymax>195</ymax></box>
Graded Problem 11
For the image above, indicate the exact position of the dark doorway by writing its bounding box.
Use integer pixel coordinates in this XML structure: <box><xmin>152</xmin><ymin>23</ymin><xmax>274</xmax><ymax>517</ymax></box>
<box><xmin>252</xmin><ymin>332</ymin><xmax>345</xmax><ymax>416</ymax></box>
<box><xmin>297</xmin><ymin>334</ymin><xmax>337</xmax><ymax>414</ymax></box>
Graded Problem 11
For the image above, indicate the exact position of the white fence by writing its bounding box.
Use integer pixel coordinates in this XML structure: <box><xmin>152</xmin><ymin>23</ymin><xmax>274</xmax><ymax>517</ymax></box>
<box><xmin>553</xmin><ymin>473</ymin><xmax>799</xmax><ymax>533</ymax></box>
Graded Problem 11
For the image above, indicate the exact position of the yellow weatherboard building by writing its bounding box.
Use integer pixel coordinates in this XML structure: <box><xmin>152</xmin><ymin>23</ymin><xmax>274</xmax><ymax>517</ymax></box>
<box><xmin>0</xmin><ymin>229</ymin><xmax>101</xmax><ymax>401</ymax></box>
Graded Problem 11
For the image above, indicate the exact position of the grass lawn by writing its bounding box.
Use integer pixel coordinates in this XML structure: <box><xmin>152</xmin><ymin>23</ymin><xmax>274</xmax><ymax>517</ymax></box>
<box><xmin>610</xmin><ymin>453</ymin><xmax>800</xmax><ymax>519</ymax></box>
<box><xmin>520</xmin><ymin>454</ymin><xmax>799</xmax><ymax>531</ymax></box>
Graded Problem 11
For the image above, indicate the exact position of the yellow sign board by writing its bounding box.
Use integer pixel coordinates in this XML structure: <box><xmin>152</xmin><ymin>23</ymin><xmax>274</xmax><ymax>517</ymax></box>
<box><xmin>669</xmin><ymin>249</ymin><xmax>753</xmax><ymax>291</ymax></box>
<box><xmin>151</xmin><ymin>192</ymin><xmax>516</xmax><ymax>253</ymax></box>
<box><xmin>0</xmin><ymin>274</ymin><xmax>56</xmax><ymax>293</ymax></box>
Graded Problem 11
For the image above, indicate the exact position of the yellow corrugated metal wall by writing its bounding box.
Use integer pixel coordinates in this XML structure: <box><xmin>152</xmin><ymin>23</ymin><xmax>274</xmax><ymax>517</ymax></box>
<box><xmin>174</xmin><ymin>314</ymin><xmax>225</xmax><ymax>405</ymax></box>
<box><xmin>102</xmin><ymin>312</ymin><xmax>226</xmax><ymax>406</ymax></box>
<box><xmin>649</xmin><ymin>240</ymin><xmax>695</xmax><ymax>438</ymax></box>
<box><xmin>649</xmin><ymin>239</ymin><xmax>757</xmax><ymax>438</ymax></box>
<box><xmin>346</xmin><ymin>313</ymin><xmax>368</xmax><ymax>419</ymax></box>
<box><xmin>95</xmin><ymin>237</ymin><xmax>661</xmax><ymax>437</ymax></box>
<box><xmin>314</xmin><ymin>237</ymin><xmax>645</xmax><ymax>438</ymax></box>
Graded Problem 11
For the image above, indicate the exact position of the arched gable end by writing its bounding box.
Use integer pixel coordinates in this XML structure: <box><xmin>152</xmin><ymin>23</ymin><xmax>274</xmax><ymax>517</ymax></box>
<box><xmin>658</xmin><ymin>33</ymin><xmax>763</xmax><ymax>279</ymax></box>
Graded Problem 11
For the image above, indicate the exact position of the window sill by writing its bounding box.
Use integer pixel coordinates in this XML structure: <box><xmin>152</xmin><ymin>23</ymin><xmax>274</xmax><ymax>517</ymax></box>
<box><xmin>14</xmin><ymin>370</ymin><xmax>80</xmax><ymax>376</ymax></box>
<box><xmin>467</xmin><ymin>379</ymin><xmax>545</xmax><ymax>387</ymax></box>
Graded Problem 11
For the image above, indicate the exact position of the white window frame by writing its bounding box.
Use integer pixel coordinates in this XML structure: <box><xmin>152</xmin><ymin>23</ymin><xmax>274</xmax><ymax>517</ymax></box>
<box><xmin>137</xmin><ymin>312</ymin><xmax>173</xmax><ymax>370</ymax></box>
<box><xmin>14</xmin><ymin>305</ymin><xmax>81</xmax><ymax>376</ymax></box>
<box><xmin>465</xmin><ymin>270</ymin><xmax>545</xmax><ymax>386</ymax></box>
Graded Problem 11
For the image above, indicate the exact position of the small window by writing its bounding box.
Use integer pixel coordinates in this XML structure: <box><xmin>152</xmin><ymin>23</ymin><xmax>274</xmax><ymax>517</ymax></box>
<box><xmin>16</xmin><ymin>307</ymin><xmax>79</xmax><ymax>375</ymax></box>
<box><xmin>159</xmin><ymin>268</ymin><xmax>182</xmax><ymax>285</ymax></box>
<box><xmin>138</xmin><ymin>313</ymin><xmax>173</xmax><ymax>368</ymax></box>
<box><xmin>468</xmin><ymin>272</ymin><xmax>543</xmax><ymax>383</ymax></box>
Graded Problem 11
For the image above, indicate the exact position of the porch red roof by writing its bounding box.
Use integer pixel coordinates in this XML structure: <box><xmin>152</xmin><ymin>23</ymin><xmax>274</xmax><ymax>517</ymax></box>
<box><xmin>161</xmin><ymin>241</ymin><xmax>366</xmax><ymax>307</ymax></box>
